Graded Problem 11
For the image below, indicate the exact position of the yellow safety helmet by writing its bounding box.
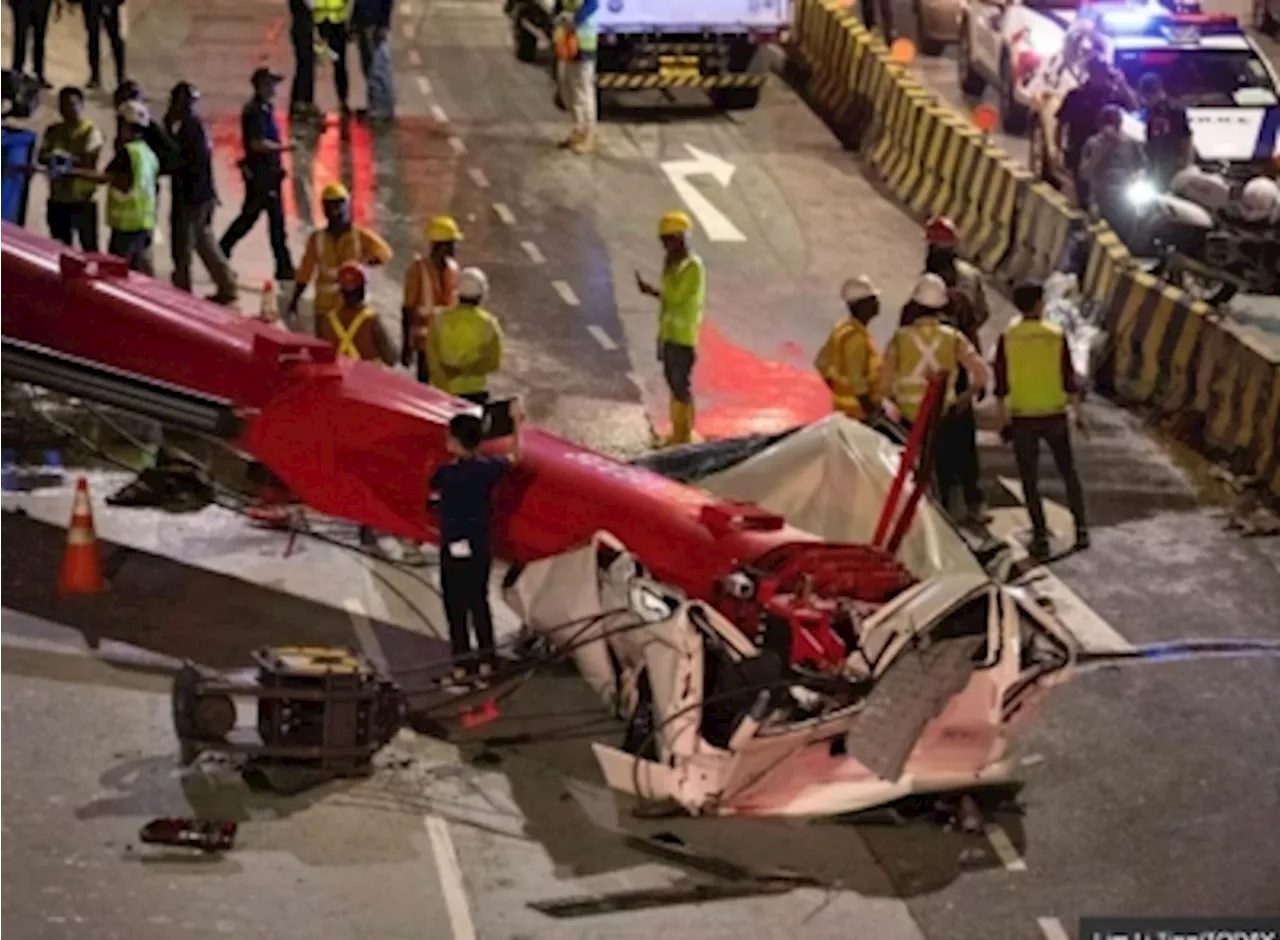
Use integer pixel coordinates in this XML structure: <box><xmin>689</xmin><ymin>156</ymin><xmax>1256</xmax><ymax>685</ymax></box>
<box><xmin>658</xmin><ymin>210</ymin><xmax>692</xmax><ymax>237</ymax></box>
<box><xmin>426</xmin><ymin>215</ymin><xmax>463</xmax><ymax>243</ymax></box>
<box><xmin>321</xmin><ymin>181</ymin><xmax>350</xmax><ymax>202</ymax></box>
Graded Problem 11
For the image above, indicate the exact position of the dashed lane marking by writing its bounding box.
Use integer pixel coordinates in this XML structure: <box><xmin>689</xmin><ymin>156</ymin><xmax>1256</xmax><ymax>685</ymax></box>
<box><xmin>1038</xmin><ymin>918</ymin><xmax>1070</xmax><ymax>940</ymax></box>
<box><xmin>493</xmin><ymin>202</ymin><xmax>515</xmax><ymax>225</ymax></box>
<box><xmin>521</xmin><ymin>240</ymin><xmax>545</xmax><ymax>264</ymax></box>
<box><xmin>401</xmin><ymin>22</ymin><xmax>414</xmax><ymax>39</ymax></box>
<box><xmin>448</xmin><ymin>136</ymin><xmax>467</xmax><ymax>155</ymax></box>
<box><xmin>552</xmin><ymin>280</ymin><xmax>580</xmax><ymax>306</ymax></box>
<box><xmin>588</xmin><ymin>325</ymin><xmax>618</xmax><ymax>351</ymax></box>
<box><xmin>467</xmin><ymin>167</ymin><xmax>489</xmax><ymax>189</ymax></box>
<box><xmin>430</xmin><ymin>104</ymin><xmax>448</xmax><ymax>124</ymax></box>
<box><xmin>424</xmin><ymin>815</ymin><xmax>478</xmax><ymax>940</ymax></box>
<box><xmin>416</xmin><ymin>75</ymin><xmax>432</xmax><ymax>95</ymax></box>
<box><xmin>985</xmin><ymin>823</ymin><xmax>1028</xmax><ymax>872</ymax></box>
<box><xmin>408</xmin><ymin>48</ymin><xmax>423</xmax><ymax>67</ymax></box>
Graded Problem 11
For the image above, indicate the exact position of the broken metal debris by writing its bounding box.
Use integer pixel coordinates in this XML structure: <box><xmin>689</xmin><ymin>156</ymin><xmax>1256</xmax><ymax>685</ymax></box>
<box><xmin>138</xmin><ymin>818</ymin><xmax>237</xmax><ymax>854</ymax></box>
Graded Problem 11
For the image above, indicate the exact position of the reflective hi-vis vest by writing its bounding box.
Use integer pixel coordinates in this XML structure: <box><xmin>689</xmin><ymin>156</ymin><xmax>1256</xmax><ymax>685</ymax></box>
<box><xmin>658</xmin><ymin>254</ymin><xmax>706</xmax><ymax>348</ymax></box>
<box><xmin>415</xmin><ymin>256</ymin><xmax>458</xmax><ymax>349</ymax></box>
<box><xmin>890</xmin><ymin>317</ymin><xmax>959</xmax><ymax>422</ymax></box>
<box><xmin>1004</xmin><ymin>318</ymin><xmax>1070</xmax><ymax>418</ymax></box>
<box><xmin>313</xmin><ymin>0</ymin><xmax>348</xmax><ymax>24</ymax></box>
<box><xmin>559</xmin><ymin>0</ymin><xmax>599</xmax><ymax>54</ymax></box>
<box><xmin>106</xmin><ymin>141</ymin><xmax>159</xmax><ymax>233</ymax></box>
<box><xmin>815</xmin><ymin>319</ymin><xmax>881</xmax><ymax>420</ymax></box>
<box><xmin>311</xmin><ymin>227</ymin><xmax>366</xmax><ymax>316</ymax></box>
<box><xmin>326</xmin><ymin>306</ymin><xmax>378</xmax><ymax>360</ymax></box>
<box><xmin>430</xmin><ymin>303</ymin><xmax>503</xmax><ymax>396</ymax></box>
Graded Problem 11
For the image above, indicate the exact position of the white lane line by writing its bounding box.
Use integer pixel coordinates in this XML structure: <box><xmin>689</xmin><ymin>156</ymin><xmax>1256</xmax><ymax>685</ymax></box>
<box><xmin>416</xmin><ymin>74</ymin><xmax>432</xmax><ymax>95</ymax></box>
<box><xmin>430</xmin><ymin>104</ymin><xmax>448</xmax><ymax>124</ymax></box>
<box><xmin>984</xmin><ymin>823</ymin><xmax>1027</xmax><ymax>872</ymax></box>
<box><xmin>467</xmin><ymin>167</ymin><xmax>489</xmax><ymax>189</ymax></box>
<box><xmin>408</xmin><ymin>48</ymin><xmax>423</xmax><ymax>67</ymax></box>
<box><xmin>401</xmin><ymin>22</ymin><xmax>414</xmax><ymax>39</ymax></box>
<box><xmin>448</xmin><ymin>136</ymin><xmax>467</xmax><ymax>155</ymax></box>
<box><xmin>552</xmin><ymin>280</ymin><xmax>579</xmax><ymax>306</ymax></box>
<box><xmin>343</xmin><ymin>597</ymin><xmax>387</xmax><ymax>671</ymax></box>
<box><xmin>1038</xmin><ymin>918</ymin><xmax>1070</xmax><ymax>940</ymax></box>
<box><xmin>424</xmin><ymin>815</ymin><xmax>477</xmax><ymax>940</ymax></box>
<box><xmin>520</xmin><ymin>240</ymin><xmax>545</xmax><ymax>264</ymax></box>
<box><xmin>492</xmin><ymin>202</ymin><xmax>515</xmax><ymax>225</ymax></box>
<box><xmin>587</xmin><ymin>325</ymin><xmax>618</xmax><ymax>350</ymax></box>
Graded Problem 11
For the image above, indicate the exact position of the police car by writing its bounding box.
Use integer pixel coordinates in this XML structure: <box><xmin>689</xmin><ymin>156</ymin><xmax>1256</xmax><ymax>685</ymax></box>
<box><xmin>1023</xmin><ymin>8</ymin><xmax>1280</xmax><ymax>189</ymax></box>
<box><xmin>957</xmin><ymin>0</ymin><xmax>1197</xmax><ymax>133</ymax></box>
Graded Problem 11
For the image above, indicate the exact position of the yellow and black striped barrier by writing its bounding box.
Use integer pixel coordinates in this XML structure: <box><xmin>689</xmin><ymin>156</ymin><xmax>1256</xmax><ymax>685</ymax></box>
<box><xmin>596</xmin><ymin>72</ymin><xmax>765</xmax><ymax>90</ymax></box>
<box><xmin>1080</xmin><ymin>222</ymin><xmax>1132</xmax><ymax>309</ymax></box>
<box><xmin>998</xmin><ymin>182</ymin><xmax>1080</xmax><ymax>285</ymax></box>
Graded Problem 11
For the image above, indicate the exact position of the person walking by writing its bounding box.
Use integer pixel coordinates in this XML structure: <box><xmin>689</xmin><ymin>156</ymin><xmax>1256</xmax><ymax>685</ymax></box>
<box><xmin>426</xmin><ymin>267</ymin><xmax>504</xmax><ymax>406</ymax></box>
<box><xmin>164</xmin><ymin>81</ymin><xmax>237</xmax><ymax>304</ymax></box>
<box><xmin>1055</xmin><ymin>56</ymin><xmax>1137</xmax><ymax>209</ymax></box>
<box><xmin>219</xmin><ymin>67</ymin><xmax>296</xmax><ymax>284</ymax></box>
<box><xmin>288</xmin><ymin>0</ymin><xmax>321</xmax><ymax>120</ymax></box>
<box><xmin>35</xmin><ymin>85</ymin><xmax>104</xmax><ymax>251</ymax></box>
<box><xmin>814</xmin><ymin>276</ymin><xmax>882</xmax><ymax>422</ymax></box>
<box><xmin>553</xmin><ymin>0</ymin><xmax>598</xmax><ymax>154</ymax></box>
<box><xmin>101</xmin><ymin>100</ymin><xmax>159</xmax><ymax>273</ymax></box>
<box><xmin>9</xmin><ymin>0</ymin><xmax>56</xmax><ymax>88</ymax></box>
<box><xmin>312</xmin><ymin>0</ymin><xmax>351</xmax><ymax>116</ymax></box>
<box><xmin>429</xmin><ymin>402</ymin><xmax>524</xmax><ymax>687</ymax></box>
<box><xmin>287</xmin><ymin>181</ymin><xmax>392</xmax><ymax>327</ymax></box>
<box><xmin>353</xmin><ymin>0</ymin><xmax>395</xmax><ymax>120</ymax></box>
<box><xmin>402</xmin><ymin>215</ymin><xmax>462</xmax><ymax>383</ymax></box>
<box><xmin>992</xmin><ymin>281</ymin><xmax>1089</xmax><ymax>558</ymax></box>
<box><xmin>636</xmin><ymin>210</ymin><xmax>705</xmax><ymax>446</ymax></box>
<box><xmin>82</xmin><ymin>0</ymin><xmax>126</xmax><ymax>90</ymax></box>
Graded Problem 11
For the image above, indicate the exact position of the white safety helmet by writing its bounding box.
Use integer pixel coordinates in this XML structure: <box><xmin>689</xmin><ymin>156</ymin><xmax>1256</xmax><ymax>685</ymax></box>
<box><xmin>1238</xmin><ymin>176</ymin><xmax>1280</xmax><ymax>224</ymax></box>
<box><xmin>841</xmin><ymin>276</ymin><xmax>879</xmax><ymax>305</ymax></box>
<box><xmin>911</xmin><ymin>273</ymin><xmax>950</xmax><ymax>310</ymax></box>
<box><xmin>458</xmin><ymin>266</ymin><xmax>489</xmax><ymax>302</ymax></box>
<box><xmin>117</xmin><ymin>100</ymin><xmax>150</xmax><ymax>128</ymax></box>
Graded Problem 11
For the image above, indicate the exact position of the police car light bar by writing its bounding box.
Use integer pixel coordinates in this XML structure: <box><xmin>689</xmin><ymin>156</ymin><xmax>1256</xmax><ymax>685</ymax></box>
<box><xmin>1093</xmin><ymin>7</ymin><xmax>1241</xmax><ymax>36</ymax></box>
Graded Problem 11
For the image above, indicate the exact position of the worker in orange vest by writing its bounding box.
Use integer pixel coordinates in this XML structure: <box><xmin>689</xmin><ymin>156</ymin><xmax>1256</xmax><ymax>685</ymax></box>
<box><xmin>288</xmin><ymin>181</ymin><xmax>392</xmax><ymax>328</ymax></box>
<box><xmin>317</xmin><ymin>262</ymin><xmax>397</xmax><ymax>365</ymax></box>
<box><xmin>401</xmin><ymin>215</ymin><xmax>462</xmax><ymax>383</ymax></box>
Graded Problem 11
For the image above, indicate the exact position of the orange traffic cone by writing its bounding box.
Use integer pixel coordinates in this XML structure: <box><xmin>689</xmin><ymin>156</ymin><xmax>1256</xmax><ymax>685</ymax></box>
<box><xmin>259</xmin><ymin>278</ymin><xmax>279</xmax><ymax>324</ymax></box>
<box><xmin>59</xmin><ymin>477</ymin><xmax>107</xmax><ymax>595</ymax></box>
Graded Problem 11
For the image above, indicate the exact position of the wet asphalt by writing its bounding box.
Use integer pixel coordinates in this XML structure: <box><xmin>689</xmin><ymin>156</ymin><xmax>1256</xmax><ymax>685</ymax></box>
<box><xmin>3</xmin><ymin>0</ymin><xmax>1280</xmax><ymax>938</ymax></box>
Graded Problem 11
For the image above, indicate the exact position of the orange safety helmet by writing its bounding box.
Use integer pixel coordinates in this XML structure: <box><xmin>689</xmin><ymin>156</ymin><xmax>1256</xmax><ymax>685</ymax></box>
<box><xmin>925</xmin><ymin>216</ymin><xmax>959</xmax><ymax>247</ymax></box>
<box><xmin>336</xmin><ymin>261</ymin><xmax>367</xmax><ymax>292</ymax></box>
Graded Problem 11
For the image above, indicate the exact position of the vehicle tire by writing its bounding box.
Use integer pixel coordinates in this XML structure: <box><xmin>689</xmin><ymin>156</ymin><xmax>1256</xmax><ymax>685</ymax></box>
<box><xmin>1000</xmin><ymin>57</ymin><xmax>1029</xmax><ymax>135</ymax></box>
<box><xmin>710</xmin><ymin>86</ymin><xmax>761</xmax><ymax>110</ymax></box>
<box><xmin>513</xmin><ymin>19</ymin><xmax>538</xmax><ymax>63</ymax></box>
<box><xmin>958</xmin><ymin>25</ymin><xmax>986</xmax><ymax>96</ymax></box>
<box><xmin>916</xmin><ymin>6</ymin><xmax>946</xmax><ymax>56</ymax></box>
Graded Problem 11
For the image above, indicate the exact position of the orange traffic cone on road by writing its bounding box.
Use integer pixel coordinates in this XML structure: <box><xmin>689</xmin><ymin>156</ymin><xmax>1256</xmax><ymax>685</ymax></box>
<box><xmin>59</xmin><ymin>477</ymin><xmax>107</xmax><ymax>595</ymax></box>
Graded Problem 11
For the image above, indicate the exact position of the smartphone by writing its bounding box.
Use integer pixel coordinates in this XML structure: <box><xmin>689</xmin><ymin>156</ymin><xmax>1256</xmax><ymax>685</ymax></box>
<box><xmin>481</xmin><ymin>397</ymin><xmax>515</xmax><ymax>440</ymax></box>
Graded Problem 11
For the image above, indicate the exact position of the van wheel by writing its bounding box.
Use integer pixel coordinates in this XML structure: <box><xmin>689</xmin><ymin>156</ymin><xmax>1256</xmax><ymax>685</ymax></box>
<box><xmin>915</xmin><ymin>7</ymin><xmax>946</xmax><ymax>56</ymax></box>
<box><xmin>710</xmin><ymin>87</ymin><xmax>761</xmax><ymax>110</ymax></box>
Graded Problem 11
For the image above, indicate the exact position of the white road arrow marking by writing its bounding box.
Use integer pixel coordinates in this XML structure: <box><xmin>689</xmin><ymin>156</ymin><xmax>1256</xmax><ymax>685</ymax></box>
<box><xmin>659</xmin><ymin>144</ymin><xmax>746</xmax><ymax>243</ymax></box>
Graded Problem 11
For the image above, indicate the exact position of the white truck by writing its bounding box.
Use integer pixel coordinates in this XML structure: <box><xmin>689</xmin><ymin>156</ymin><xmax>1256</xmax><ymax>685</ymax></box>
<box><xmin>505</xmin><ymin>0</ymin><xmax>790</xmax><ymax>110</ymax></box>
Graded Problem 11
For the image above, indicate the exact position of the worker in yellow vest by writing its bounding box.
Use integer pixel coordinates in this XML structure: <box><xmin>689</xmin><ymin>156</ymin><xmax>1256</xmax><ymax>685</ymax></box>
<box><xmin>879</xmin><ymin>273</ymin><xmax>990</xmax><ymax>520</ymax></box>
<box><xmin>427</xmin><ymin>266</ymin><xmax>504</xmax><ymax>405</ymax></box>
<box><xmin>402</xmin><ymin>215</ymin><xmax>462</xmax><ymax>383</ymax></box>
<box><xmin>992</xmin><ymin>281</ymin><xmax>1089</xmax><ymax>558</ymax></box>
<box><xmin>636</xmin><ymin>210</ymin><xmax>706</xmax><ymax>446</ymax></box>
<box><xmin>815</xmin><ymin>276</ymin><xmax>883</xmax><ymax>422</ymax></box>
<box><xmin>96</xmin><ymin>101</ymin><xmax>161</xmax><ymax>274</ymax></box>
<box><xmin>288</xmin><ymin>181</ymin><xmax>393</xmax><ymax>329</ymax></box>
<box><xmin>317</xmin><ymin>262</ymin><xmax>398</xmax><ymax>365</ymax></box>
<box><xmin>312</xmin><ymin>0</ymin><xmax>352</xmax><ymax>115</ymax></box>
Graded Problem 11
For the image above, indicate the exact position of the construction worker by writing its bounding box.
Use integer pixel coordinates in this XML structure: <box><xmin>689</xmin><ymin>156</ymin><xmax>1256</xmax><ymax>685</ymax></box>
<box><xmin>993</xmin><ymin>281</ymin><xmax>1089</xmax><ymax>558</ymax></box>
<box><xmin>427</xmin><ymin>267</ymin><xmax>504</xmax><ymax>406</ymax></box>
<box><xmin>402</xmin><ymin>215</ymin><xmax>462</xmax><ymax>383</ymax></box>
<box><xmin>92</xmin><ymin>100</ymin><xmax>159</xmax><ymax>274</ymax></box>
<box><xmin>312</xmin><ymin>0</ymin><xmax>352</xmax><ymax>116</ymax></box>
<box><xmin>288</xmin><ymin>181</ymin><xmax>393</xmax><ymax>328</ymax></box>
<box><xmin>924</xmin><ymin>216</ymin><xmax>990</xmax><ymax>335</ymax></box>
<box><xmin>636</xmin><ymin>210</ymin><xmax>705</xmax><ymax>446</ymax></box>
<box><xmin>554</xmin><ymin>0</ymin><xmax>598</xmax><ymax>154</ymax></box>
<box><xmin>33</xmin><ymin>86</ymin><xmax>104</xmax><ymax>252</ymax></box>
<box><xmin>317</xmin><ymin>261</ymin><xmax>398</xmax><ymax>364</ymax></box>
<box><xmin>879</xmin><ymin>273</ymin><xmax>991</xmax><ymax>521</ymax></box>
<box><xmin>814</xmin><ymin>276</ymin><xmax>882</xmax><ymax>422</ymax></box>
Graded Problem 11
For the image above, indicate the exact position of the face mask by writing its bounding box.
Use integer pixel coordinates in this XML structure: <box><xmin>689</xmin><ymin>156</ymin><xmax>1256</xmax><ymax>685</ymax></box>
<box><xmin>341</xmin><ymin>286</ymin><xmax>365</xmax><ymax>307</ymax></box>
<box><xmin>324</xmin><ymin>204</ymin><xmax>351</xmax><ymax>228</ymax></box>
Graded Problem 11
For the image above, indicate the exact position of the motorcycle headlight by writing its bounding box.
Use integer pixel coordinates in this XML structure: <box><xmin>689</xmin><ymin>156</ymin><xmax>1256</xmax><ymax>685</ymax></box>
<box><xmin>1127</xmin><ymin>179</ymin><xmax>1159</xmax><ymax>208</ymax></box>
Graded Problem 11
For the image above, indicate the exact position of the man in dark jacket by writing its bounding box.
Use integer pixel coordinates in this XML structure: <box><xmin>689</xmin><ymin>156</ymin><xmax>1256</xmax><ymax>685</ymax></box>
<box><xmin>9</xmin><ymin>0</ymin><xmax>55</xmax><ymax>88</ymax></box>
<box><xmin>1056</xmin><ymin>56</ymin><xmax>1137</xmax><ymax>209</ymax></box>
<box><xmin>83</xmin><ymin>0</ymin><xmax>125</xmax><ymax>90</ymax></box>
<box><xmin>165</xmin><ymin>82</ymin><xmax>237</xmax><ymax>303</ymax></box>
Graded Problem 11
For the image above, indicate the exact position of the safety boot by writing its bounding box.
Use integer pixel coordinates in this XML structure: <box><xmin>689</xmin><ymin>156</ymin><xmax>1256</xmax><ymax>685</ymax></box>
<box><xmin>557</xmin><ymin>128</ymin><xmax>584</xmax><ymax>149</ymax></box>
<box><xmin>569</xmin><ymin>130</ymin><xmax>595</xmax><ymax>155</ymax></box>
<box><xmin>663</xmin><ymin>401</ymin><xmax>694</xmax><ymax>447</ymax></box>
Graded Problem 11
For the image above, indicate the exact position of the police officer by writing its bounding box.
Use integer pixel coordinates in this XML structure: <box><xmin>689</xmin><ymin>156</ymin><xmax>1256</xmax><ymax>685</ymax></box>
<box><xmin>402</xmin><ymin>215</ymin><xmax>462</xmax><ymax>383</ymax></box>
<box><xmin>636</xmin><ymin>210</ymin><xmax>706</xmax><ymax>446</ymax></box>
<box><xmin>879</xmin><ymin>274</ymin><xmax>991</xmax><ymax>519</ymax></box>
<box><xmin>815</xmin><ymin>275</ymin><xmax>882</xmax><ymax>422</ymax></box>
<box><xmin>312</xmin><ymin>0</ymin><xmax>351</xmax><ymax>115</ymax></box>
<box><xmin>1056</xmin><ymin>56</ymin><xmax>1137</xmax><ymax>209</ymax></box>
<box><xmin>220</xmin><ymin>67</ymin><xmax>296</xmax><ymax>283</ymax></box>
<box><xmin>427</xmin><ymin>267</ymin><xmax>504</xmax><ymax>406</ymax></box>
<box><xmin>992</xmin><ymin>281</ymin><xmax>1089</xmax><ymax>558</ymax></box>
<box><xmin>102</xmin><ymin>100</ymin><xmax>160</xmax><ymax>273</ymax></box>
<box><xmin>288</xmin><ymin>181</ymin><xmax>392</xmax><ymax>328</ymax></box>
